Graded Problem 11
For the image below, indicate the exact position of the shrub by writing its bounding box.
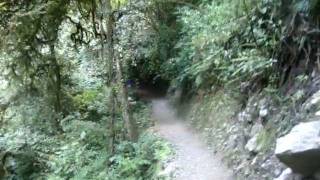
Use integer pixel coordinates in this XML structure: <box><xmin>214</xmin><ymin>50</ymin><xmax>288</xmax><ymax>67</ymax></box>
<box><xmin>163</xmin><ymin>0</ymin><xmax>280</xmax><ymax>92</ymax></box>
<box><xmin>73</xmin><ymin>89</ymin><xmax>100</xmax><ymax>111</ymax></box>
<box><xmin>108</xmin><ymin>133</ymin><xmax>171</xmax><ymax>180</ymax></box>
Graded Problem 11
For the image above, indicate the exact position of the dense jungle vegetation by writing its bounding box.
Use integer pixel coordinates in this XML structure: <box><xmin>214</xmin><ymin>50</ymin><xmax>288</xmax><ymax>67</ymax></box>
<box><xmin>1</xmin><ymin>0</ymin><xmax>320</xmax><ymax>179</ymax></box>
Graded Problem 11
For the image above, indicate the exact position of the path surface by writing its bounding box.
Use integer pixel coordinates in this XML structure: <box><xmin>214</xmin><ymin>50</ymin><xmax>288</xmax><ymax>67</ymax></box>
<box><xmin>152</xmin><ymin>99</ymin><xmax>234</xmax><ymax>180</ymax></box>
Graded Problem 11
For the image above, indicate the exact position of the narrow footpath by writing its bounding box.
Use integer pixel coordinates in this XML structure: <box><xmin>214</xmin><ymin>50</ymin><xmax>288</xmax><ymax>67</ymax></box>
<box><xmin>152</xmin><ymin>99</ymin><xmax>234</xmax><ymax>180</ymax></box>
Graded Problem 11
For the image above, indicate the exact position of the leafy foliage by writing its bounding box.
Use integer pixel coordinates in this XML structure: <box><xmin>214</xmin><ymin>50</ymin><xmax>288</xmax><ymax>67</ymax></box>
<box><xmin>3</xmin><ymin>95</ymin><xmax>58</xmax><ymax>133</ymax></box>
<box><xmin>0</xmin><ymin>1</ymin><xmax>175</xmax><ymax>180</ymax></box>
<box><xmin>0</xmin><ymin>94</ymin><xmax>170</xmax><ymax>179</ymax></box>
<box><xmin>108</xmin><ymin>133</ymin><xmax>171</xmax><ymax>180</ymax></box>
<box><xmin>73</xmin><ymin>89</ymin><xmax>100</xmax><ymax>111</ymax></box>
<box><xmin>163</xmin><ymin>0</ymin><xmax>281</xmax><ymax>93</ymax></box>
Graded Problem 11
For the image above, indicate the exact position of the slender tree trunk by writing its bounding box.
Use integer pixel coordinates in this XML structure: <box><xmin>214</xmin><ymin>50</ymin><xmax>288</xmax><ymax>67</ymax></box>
<box><xmin>105</xmin><ymin>0</ymin><xmax>138</xmax><ymax>142</ymax></box>
<box><xmin>49</xmin><ymin>44</ymin><xmax>62</xmax><ymax>131</ymax></box>
<box><xmin>108</xmin><ymin>88</ymin><xmax>117</xmax><ymax>154</ymax></box>
<box><xmin>115</xmin><ymin>57</ymin><xmax>138</xmax><ymax>142</ymax></box>
<box><xmin>104</xmin><ymin>0</ymin><xmax>117</xmax><ymax>154</ymax></box>
<box><xmin>49</xmin><ymin>45</ymin><xmax>62</xmax><ymax>113</ymax></box>
<box><xmin>106</xmin><ymin>0</ymin><xmax>115</xmax><ymax>85</ymax></box>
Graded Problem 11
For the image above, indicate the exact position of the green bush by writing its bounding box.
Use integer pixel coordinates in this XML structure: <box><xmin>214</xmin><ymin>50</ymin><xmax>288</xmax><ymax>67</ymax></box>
<box><xmin>132</xmin><ymin>102</ymin><xmax>154</xmax><ymax>129</ymax></box>
<box><xmin>62</xmin><ymin>119</ymin><xmax>107</xmax><ymax>148</ymax></box>
<box><xmin>108</xmin><ymin>133</ymin><xmax>171</xmax><ymax>180</ymax></box>
<box><xmin>71</xmin><ymin>87</ymin><xmax>112</xmax><ymax>122</ymax></box>
<box><xmin>46</xmin><ymin>133</ymin><xmax>170</xmax><ymax>180</ymax></box>
<box><xmin>73</xmin><ymin>89</ymin><xmax>100</xmax><ymax>111</ymax></box>
<box><xmin>162</xmin><ymin>0</ymin><xmax>280</xmax><ymax>91</ymax></box>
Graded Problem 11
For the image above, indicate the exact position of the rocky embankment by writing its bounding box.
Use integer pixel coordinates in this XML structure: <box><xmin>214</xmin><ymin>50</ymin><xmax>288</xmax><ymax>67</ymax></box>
<box><xmin>274</xmin><ymin>89</ymin><xmax>320</xmax><ymax>180</ymax></box>
<box><xmin>275</xmin><ymin>120</ymin><xmax>320</xmax><ymax>180</ymax></box>
<box><xmin>176</xmin><ymin>81</ymin><xmax>320</xmax><ymax>180</ymax></box>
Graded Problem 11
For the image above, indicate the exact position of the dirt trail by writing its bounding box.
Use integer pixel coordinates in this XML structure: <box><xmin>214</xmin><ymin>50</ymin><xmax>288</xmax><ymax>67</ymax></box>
<box><xmin>152</xmin><ymin>99</ymin><xmax>234</xmax><ymax>180</ymax></box>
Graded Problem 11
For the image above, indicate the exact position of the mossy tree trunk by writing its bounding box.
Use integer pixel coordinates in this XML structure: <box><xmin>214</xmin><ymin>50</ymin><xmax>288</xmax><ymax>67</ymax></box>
<box><xmin>104</xmin><ymin>0</ymin><xmax>117</xmax><ymax>154</ymax></box>
<box><xmin>105</xmin><ymin>0</ymin><xmax>138</xmax><ymax>143</ymax></box>
<box><xmin>115</xmin><ymin>57</ymin><xmax>139</xmax><ymax>142</ymax></box>
<box><xmin>49</xmin><ymin>44</ymin><xmax>62</xmax><ymax>131</ymax></box>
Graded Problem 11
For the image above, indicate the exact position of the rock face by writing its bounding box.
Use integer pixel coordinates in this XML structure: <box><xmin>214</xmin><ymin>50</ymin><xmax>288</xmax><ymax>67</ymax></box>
<box><xmin>275</xmin><ymin>120</ymin><xmax>320</xmax><ymax>176</ymax></box>
<box><xmin>274</xmin><ymin>168</ymin><xmax>302</xmax><ymax>180</ymax></box>
<box><xmin>303</xmin><ymin>90</ymin><xmax>320</xmax><ymax>112</ymax></box>
<box><xmin>245</xmin><ymin>135</ymin><xmax>262</xmax><ymax>153</ymax></box>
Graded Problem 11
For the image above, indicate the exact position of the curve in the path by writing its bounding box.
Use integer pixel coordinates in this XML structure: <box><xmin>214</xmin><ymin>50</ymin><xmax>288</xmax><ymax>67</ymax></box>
<box><xmin>153</xmin><ymin>99</ymin><xmax>234</xmax><ymax>180</ymax></box>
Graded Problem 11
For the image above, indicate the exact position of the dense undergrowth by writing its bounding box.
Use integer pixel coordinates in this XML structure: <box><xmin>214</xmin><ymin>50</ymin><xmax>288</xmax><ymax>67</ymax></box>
<box><xmin>0</xmin><ymin>1</ymin><xmax>176</xmax><ymax>179</ymax></box>
<box><xmin>0</xmin><ymin>85</ymin><xmax>171</xmax><ymax>180</ymax></box>
<box><xmin>160</xmin><ymin>0</ymin><xmax>281</xmax><ymax>96</ymax></box>
<box><xmin>152</xmin><ymin>0</ymin><xmax>320</xmax><ymax>99</ymax></box>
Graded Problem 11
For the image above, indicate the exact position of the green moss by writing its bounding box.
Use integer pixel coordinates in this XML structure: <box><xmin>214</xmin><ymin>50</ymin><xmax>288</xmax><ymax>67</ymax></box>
<box><xmin>207</xmin><ymin>91</ymin><xmax>240</xmax><ymax>127</ymax></box>
<box><xmin>189</xmin><ymin>91</ymin><xmax>240</xmax><ymax>129</ymax></box>
<box><xmin>256</xmin><ymin>125</ymin><xmax>277</xmax><ymax>153</ymax></box>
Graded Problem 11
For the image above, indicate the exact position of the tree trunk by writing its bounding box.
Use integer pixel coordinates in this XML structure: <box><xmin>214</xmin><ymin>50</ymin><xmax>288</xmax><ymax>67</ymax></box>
<box><xmin>108</xmin><ymin>88</ymin><xmax>117</xmax><ymax>154</ymax></box>
<box><xmin>106</xmin><ymin>0</ymin><xmax>115</xmax><ymax>85</ymax></box>
<box><xmin>49</xmin><ymin>44</ymin><xmax>62</xmax><ymax>131</ymax></box>
<box><xmin>103</xmin><ymin>0</ymin><xmax>117</xmax><ymax>154</ymax></box>
<box><xmin>115</xmin><ymin>57</ymin><xmax>138</xmax><ymax>142</ymax></box>
<box><xmin>105</xmin><ymin>0</ymin><xmax>138</xmax><ymax>142</ymax></box>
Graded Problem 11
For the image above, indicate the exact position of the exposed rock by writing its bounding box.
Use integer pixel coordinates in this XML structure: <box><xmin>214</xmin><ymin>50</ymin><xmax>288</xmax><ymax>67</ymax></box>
<box><xmin>275</xmin><ymin>120</ymin><xmax>320</xmax><ymax>176</ymax></box>
<box><xmin>238</xmin><ymin>111</ymin><xmax>251</xmax><ymax>123</ymax></box>
<box><xmin>0</xmin><ymin>78</ymin><xmax>8</xmax><ymax>90</ymax></box>
<box><xmin>250</xmin><ymin>123</ymin><xmax>264</xmax><ymax>137</ymax></box>
<box><xmin>303</xmin><ymin>90</ymin><xmax>320</xmax><ymax>112</ymax></box>
<box><xmin>245</xmin><ymin>135</ymin><xmax>262</xmax><ymax>153</ymax></box>
<box><xmin>259</xmin><ymin>108</ymin><xmax>268</xmax><ymax>118</ymax></box>
<box><xmin>250</xmin><ymin>156</ymin><xmax>259</xmax><ymax>166</ymax></box>
<box><xmin>274</xmin><ymin>168</ymin><xmax>302</xmax><ymax>180</ymax></box>
<box><xmin>261</xmin><ymin>156</ymin><xmax>284</xmax><ymax>177</ymax></box>
<box><xmin>238</xmin><ymin>95</ymin><xmax>261</xmax><ymax>124</ymax></box>
<box><xmin>259</xmin><ymin>98</ymin><xmax>269</xmax><ymax>118</ymax></box>
<box><xmin>226</xmin><ymin>134</ymin><xmax>238</xmax><ymax>149</ymax></box>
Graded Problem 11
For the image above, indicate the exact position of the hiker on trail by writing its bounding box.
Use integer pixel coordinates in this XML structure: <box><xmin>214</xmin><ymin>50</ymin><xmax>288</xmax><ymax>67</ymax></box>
<box><xmin>126</xmin><ymin>79</ymin><xmax>135</xmax><ymax>88</ymax></box>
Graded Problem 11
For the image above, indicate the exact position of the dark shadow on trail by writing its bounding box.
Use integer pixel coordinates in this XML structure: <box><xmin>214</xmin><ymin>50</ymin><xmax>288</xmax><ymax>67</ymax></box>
<box><xmin>133</xmin><ymin>79</ymin><xmax>169</xmax><ymax>100</ymax></box>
